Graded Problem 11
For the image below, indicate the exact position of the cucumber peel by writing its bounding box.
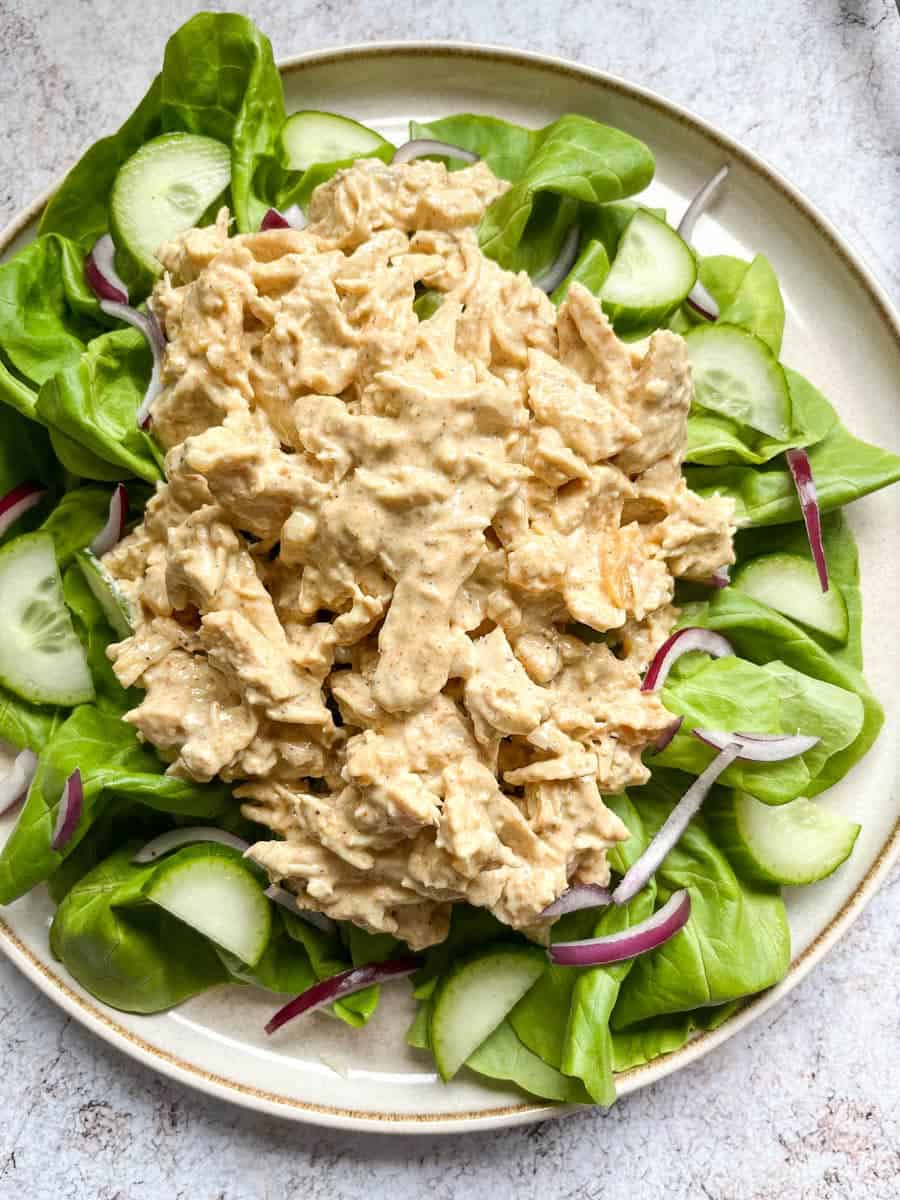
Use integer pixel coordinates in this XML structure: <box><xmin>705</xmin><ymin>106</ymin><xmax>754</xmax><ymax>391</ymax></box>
<box><xmin>429</xmin><ymin>942</ymin><xmax>545</xmax><ymax>1081</ymax></box>
<box><xmin>143</xmin><ymin>843</ymin><xmax>272</xmax><ymax>967</ymax></box>
<box><xmin>708</xmin><ymin>790</ymin><xmax>860</xmax><ymax>886</ymax></box>
<box><xmin>75</xmin><ymin>549</ymin><xmax>135</xmax><ymax>640</ymax></box>
<box><xmin>733</xmin><ymin>553</ymin><xmax>848</xmax><ymax>643</ymax></box>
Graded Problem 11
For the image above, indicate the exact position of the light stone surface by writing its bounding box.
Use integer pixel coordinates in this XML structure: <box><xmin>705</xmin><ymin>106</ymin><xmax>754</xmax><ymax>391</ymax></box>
<box><xmin>1</xmin><ymin>1</ymin><xmax>899</xmax><ymax>1196</ymax></box>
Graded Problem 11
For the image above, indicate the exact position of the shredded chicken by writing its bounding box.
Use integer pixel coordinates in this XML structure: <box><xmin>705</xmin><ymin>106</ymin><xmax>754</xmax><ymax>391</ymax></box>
<box><xmin>104</xmin><ymin>156</ymin><xmax>735</xmax><ymax>950</ymax></box>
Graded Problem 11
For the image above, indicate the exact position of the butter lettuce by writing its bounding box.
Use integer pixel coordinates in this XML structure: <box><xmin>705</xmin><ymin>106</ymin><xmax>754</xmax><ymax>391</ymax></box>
<box><xmin>411</xmin><ymin>113</ymin><xmax>654</xmax><ymax>275</ymax></box>
<box><xmin>612</xmin><ymin>775</ymin><xmax>790</xmax><ymax>1025</ymax></box>
<box><xmin>0</xmin><ymin>706</ymin><xmax>230</xmax><ymax>905</ymax></box>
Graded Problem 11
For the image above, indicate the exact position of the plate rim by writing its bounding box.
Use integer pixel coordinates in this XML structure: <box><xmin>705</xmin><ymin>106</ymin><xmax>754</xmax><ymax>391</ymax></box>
<box><xmin>1</xmin><ymin>37</ymin><xmax>898</xmax><ymax>1135</ymax></box>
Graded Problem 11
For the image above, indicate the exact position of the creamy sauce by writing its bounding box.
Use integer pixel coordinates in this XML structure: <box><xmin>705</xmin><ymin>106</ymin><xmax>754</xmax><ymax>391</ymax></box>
<box><xmin>103</xmin><ymin>157</ymin><xmax>735</xmax><ymax>949</ymax></box>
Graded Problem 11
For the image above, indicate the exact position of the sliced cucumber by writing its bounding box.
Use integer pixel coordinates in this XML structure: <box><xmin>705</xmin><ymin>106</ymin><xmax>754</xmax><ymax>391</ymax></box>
<box><xmin>733</xmin><ymin>553</ymin><xmax>848</xmax><ymax>643</ymax></box>
<box><xmin>75</xmin><ymin>549</ymin><xmax>135</xmax><ymax>640</ymax></box>
<box><xmin>143</xmin><ymin>843</ymin><xmax>272</xmax><ymax>967</ymax></box>
<box><xmin>600</xmin><ymin>209</ymin><xmax>697</xmax><ymax>334</ymax></box>
<box><xmin>429</xmin><ymin>943</ymin><xmax>545</xmax><ymax>1081</ymax></box>
<box><xmin>686</xmin><ymin>323</ymin><xmax>791</xmax><ymax>439</ymax></box>
<box><xmin>0</xmin><ymin>532</ymin><xmax>93</xmax><ymax>706</ymax></box>
<box><xmin>708</xmin><ymin>790</ymin><xmax>860</xmax><ymax>886</ymax></box>
<box><xmin>110</xmin><ymin>133</ymin><xmax>232</xmax><ymax>281</ymax></box>
<box><xmin>280</xmin><ymin>111</ymin><xmax>392</xmax><ymax>172</ymax></box>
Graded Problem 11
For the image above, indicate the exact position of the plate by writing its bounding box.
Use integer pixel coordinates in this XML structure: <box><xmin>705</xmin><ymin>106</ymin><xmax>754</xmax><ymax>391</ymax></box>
<box><xmin>2</xmin><ymin>42</ymin><xmax>899</xmax><ymax>1135</ymax></box>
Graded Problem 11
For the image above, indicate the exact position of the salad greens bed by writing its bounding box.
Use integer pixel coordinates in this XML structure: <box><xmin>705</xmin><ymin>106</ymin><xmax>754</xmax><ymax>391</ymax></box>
<box><xmin>0</xmin><ymin>13</ymin><xmax>898</xmax><ymax>1108</ymax></box>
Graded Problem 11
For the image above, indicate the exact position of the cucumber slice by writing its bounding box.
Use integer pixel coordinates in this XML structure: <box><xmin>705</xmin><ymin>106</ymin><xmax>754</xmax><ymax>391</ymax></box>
<box><xmin>280</xmin><ymin>111</ymin><xmax>392</xmax><ymax>172</ymax></box>
<box><xmin>708</xmin><ymin>790</ymin><xmax>860</xmax><ymax>886</ymax></box>
<box><xmin>143</xmin><ymin>843</ymin><xmax>272</xmax><ymax>967</ymax></box>
<box><xmin>75</xmin><ymin>550</ymin><xmax>135</xmax><ymax>639</ymax></box>
<box><xmin>733</xmin><ymin>553</ymin><xmax>848</xmax><ymax>643</ymax></box>
<box><xmin>110</xmin><ymin>133</ymin><xmax>231</xmax><ymax>280</ymax></box>
<box><xmin>429</xmin><ymin>943</ymin><xmax>545</xmax><ymax>1081</ymax></box>
<box><xmin>600</xmin><ymin>210</ymin><xmax>697</xmax><ymax>334</ymax></box>
<box><xmin>0</xmin><ymin>532</ymin><xmax>94</xmax><ymax>706</ymax></box>
<box><xmin>686</xmin><ymin>323</ymin><xmax>791</xmax><ymax>439</ymax></box>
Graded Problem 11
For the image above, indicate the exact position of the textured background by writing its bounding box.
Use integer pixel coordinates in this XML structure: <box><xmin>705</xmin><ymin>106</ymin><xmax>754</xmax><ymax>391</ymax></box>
<box><xmin>1</xmin><ymin>1</ymin><xmax>899</xmax><ymax>1197</ymax></box>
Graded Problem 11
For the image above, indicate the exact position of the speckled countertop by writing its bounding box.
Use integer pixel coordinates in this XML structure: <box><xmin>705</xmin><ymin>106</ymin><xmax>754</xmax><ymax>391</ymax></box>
<box><xmin>1</xmin><ymin>2</ymin><xmax>899</xmax><ymax>1197</ymax></box>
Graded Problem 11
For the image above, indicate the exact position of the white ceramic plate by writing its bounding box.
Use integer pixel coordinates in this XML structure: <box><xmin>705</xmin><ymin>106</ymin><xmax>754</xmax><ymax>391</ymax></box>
<box><xmin>2</xmin><ymin>43</ymin><xmax>899</xmax><ymax>1135</ymax></box>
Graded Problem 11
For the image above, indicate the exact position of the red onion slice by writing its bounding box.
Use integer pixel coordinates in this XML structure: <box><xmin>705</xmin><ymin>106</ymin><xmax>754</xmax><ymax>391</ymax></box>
<box><xmin>98</xmin><ymin>301</ymin><xmax>166</xmax><ymax>428</ymax></box>
<box><xmin>613</xmin><ymin>743</ymin><xmax>742</xmax><ymax>905</ymax></box>
<box><xmin>264</xmin><ymin>884</ymin><xmax>337</xmax><ymax>934</ymax></box>
<box><xmin>532</xmin><ymin>224</ymin><xmax>581</xmax><ymax>294</ymax></box>
<box><xmin>540</xmin><ymin>883</ymin><xmax>613</xmax><ymax>920</ymax></box>
<box><xmin>265</xmin><ymin>956</ymin><xmax>423</xmax><ymax>1035</ymax></box>
<box><xmin>692</xmin><ymin>728</ymin><xmax>819</xmax><ymax>761</ymax></box>
<box><xmin>90</xmin><ymin>483</ymin><xmax>129</xmax><ymax>557</ymax></box>
<box><xmin>678</xmin><ymin>164</ymin><xmax>730</xmax><ymax>321</ymax></box>
<box><xmin>707</xmin><ymin>566</ymin><xmax>731</xmax><ymax>589</ymax></box>
<box><xmin>641</xmin><ymin>627</ymin><xmax>734</xmax><ymax>693</ymax></box>
<box><xmin>0</xmin><ymin>481</ymin><xmax>47</xmax><ymax>538</ymax></box>
<box><xmin>648</xmin><ymin>715</ymin><xmax>684</xmax><ymax>756</ymax></box>
<box><xmin>549</xmin><ymin>889</ymin><xmax>692</xmax><ymax>966</ymax></box>
<box><xmin>0</xmin><ymin>749</ymin><xmax>38</xmax><ymax>816</ymax></box>
<box><xmin>51</xmin><ymin>769</ymin><xmax>83</xmax><ymax>851</ymax></box>
<box><xmin>260</xmin><ymin>205</ymin><xmax>307</xmax><ymax>232</ymax></box>
<box><xmin>786</xmin><ymin>448</ymin><xmax>829</xmax><ymax>592</ymax></box>
<box><xmin>85</xmin><ymin>234</ymin><xmax>129</xmax><ymax>305</ymax></box>
<box><xmin>392</xmin><ymin>139</ymin><xmax>479</xmax><ymax>166</ymax></box>
<box><xmin>132</xmin><ymin>826</ymin><xmax>250</xmax><ymax>864</ymax></box>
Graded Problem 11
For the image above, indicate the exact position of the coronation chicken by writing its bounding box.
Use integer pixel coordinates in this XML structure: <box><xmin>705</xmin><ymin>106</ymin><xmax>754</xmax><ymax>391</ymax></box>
<box><xmin>103</xmin><ymin>156</ymin><xmax>735</xmax><ymax>951</ymax></box>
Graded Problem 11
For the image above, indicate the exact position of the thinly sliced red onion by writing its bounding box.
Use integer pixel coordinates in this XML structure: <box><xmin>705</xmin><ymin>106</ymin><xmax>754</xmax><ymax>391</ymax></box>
<box><xmin>532</xmin><ymin>224</ymin><xmax>581</xmax><ymax>294</ymax></box>
<box><xmin>265</xmin><ymin>956</ymin><xmax>423</xmax><ymax>1035</ymax></box>
<box><xmin>264</xmin><ymin>884</ymin><xmax>337</xmax><ymax>934</ymax></box>
<box><xmin>392</xmin><ymin>139</ymin><xmax>479</xmax><ymax>166</ymax></box>
<box><xmin>786</xmin><ymin>448</ymin><xmax>828</xmax><ymax>592</ymax></box>
<box><xmin>85</xmin><ymin>234</ymin><xmax>129</xmax><ymax>305</ymax></box>
<box><xmin>707</xmin><ymin>566</ymin><xmax>731</xmax><ymax>589</ymax></box>
<box><xmin>0</xmin><ymin>749</ymin><xmax>38</xmax><ymax>816</ymax></box>
<box><xmin>678</xmin><ymin>164</ymin><xmax>730</xmax><ymax>321</ymax></box>
<box><xmin>132</xmin><ymin>826</ymin><xmax>250</xmax><ymax>864</ymax></box>
<box><xmin>0</xmin><ymin>481</ymin><xmax>47</xmax><ymax>538</ymax></box>
<box><xmin>98</xmin><ymin>301</ymin><xmax>166</xmax><ymax>428</ymax></box>
<box><xmin>51</xmin><ymin>769</ymin><xmax>83</xmax><ymax>851</ymax></box>
<box><xmin>613</xmin><ymin>744</ymin><xmax>741</xmax><ymax>905</ymax></box>
<box><xmin>641</xmin><ymin>627</ymin><xmax>734</xmax><ymax>693</ymax></box>
<box><xmin>549</xmin><ymin>889</ymin><xmax>692</xmax><ymax>966</ymax></box>
<box><xmin>648</xmin><ymin>715</ymin><xmax>684</xmax><ymax>756</ymax></box>
<box><xmin>260</xmin><ymin>205</ymin><xmax>307</xmax><ymax>232</ymax></box>
<box><xmin>693</xmin><ymin>728</ymin><xmax>819</xmax><ymax>761</ymax></box>
<box><xmin>540</xmin><ymin>883</ymin><xmax>613</xmax><ymax>919</ymax></box>
<box><xmin>90</xmin><ymin>483</ymin><xmax>129</xmax><ymax>557</ymax></box>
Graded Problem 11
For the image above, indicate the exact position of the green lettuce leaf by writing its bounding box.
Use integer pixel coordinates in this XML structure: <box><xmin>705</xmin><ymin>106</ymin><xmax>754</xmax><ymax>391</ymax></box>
<box><xmin>35</xmin><ymin>327</ymin><xmax>164</xmax><ymax>483</ymax></box>
<box><xmin>0</xmin><ymin>706</ymin><xmax>230</xmax><ymax>905</ymax></box>
<box><xmin>0</xmin><ymin>687</ymin><xmax>62</xmax><ymax>754</ymax></box>
<box><xmin>40</xmin><ymin>486</ymin><xmax>120</xmax><ymax>567</ymax></box>
<box><xmin>685</xmin><ymin>420</ymin><xmax>900</xmax><ymax>527</ymax></box>
<box><xmin>159</xmin><ymin>13</ymin><xmax>285</xmax><ymax>234</ymax></box>
<box><xmin>412</xmin><ymin>113</ymin><xmax>654</xmax><ymax>273</ymax></box>
<box><xmin>611</xmin><ymin>1000</ymin><xmax>742</xmax><ymax>1071</ymax></box>
<box><xmin>281</xmin><ymin>910</ymin><xmax>379</xmax><ymax>1027</ymax></box>
<box><xmin>39</xmin><ymin>15</ymin><xmax>284</xmax><ymax>246</ymax></box>
<box><xmin>700</xmin><ymin>254</ymin><xmax>785</xmax><ymax>355</ymax></box>
<box><xmin>39</xmin><ymin>79</ymin><xmax>164</xmax><ymax>248</ymax></box>
<box><xmin>0</xmin><ymin>405</ymin><xmax>58</xmax><ymax>546</ymax></box>
<box><xmin>467</xmin><ymin>1020</ymin><xmax>591</xmax><ymax>1102</ymax></box>
<box><xmin>612</xmin><ymin>774</ymin><xmax>790</xmax><ymax>1026</ymax></box>
<box><xmin>218</xmin><ymin>910</ymin><xmax>316</xmax><ymax>997</ymax></box>
<box><xmin>686</xmin><ymin>586</ymin><xmax>882</xmax><ymax>798</ymax></box>
<box><xmin>49</xmin><ymin>842</ymin><xmax>228</xmax><ymax>1012</ymax></box>
<box><xmin>655</xmin><ymin>654</ymin><xmax>864</xmax><ymax>805</ymax></box>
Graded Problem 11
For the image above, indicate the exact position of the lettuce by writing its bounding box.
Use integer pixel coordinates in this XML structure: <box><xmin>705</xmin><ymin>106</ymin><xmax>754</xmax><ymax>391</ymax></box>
<box><xmin>0</xmin><ymin>706</ymin><xmax>230</xmax><ymax>905</ymax></box>
<box><xmin>411</xmin><ymin>113</ymin><xmax>654</xmax><ymax>275</ymax></box>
